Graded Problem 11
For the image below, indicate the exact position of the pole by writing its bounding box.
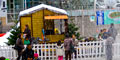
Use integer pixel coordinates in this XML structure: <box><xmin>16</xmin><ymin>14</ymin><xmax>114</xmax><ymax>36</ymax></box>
<box><xmin>94</xmin><ymin>0</ymin><xmax>96</xmax><ymax>16</ymax></box>
<box><xmin>25</xmin><ymin>0</ymin><xmax>27</xmax><ymax>9</ymax></box>
<box><xmin>60</xmin><ymin>0</ymin><xmax>62</xmax><ymax>33</ymax></box>
<box><xmin>82</xmin><ymin>6</ymin><xmax>84</xmax><ymax>36</ymax></box>
<box><xmin>23</xmin><ymin>0</ymin><xmax>24</xmax><ymax>10</ymax></box>
<box><xmin>13</xmin><ymin>0</ymin><xmax>15</xmax><ymax>20</ymax></box>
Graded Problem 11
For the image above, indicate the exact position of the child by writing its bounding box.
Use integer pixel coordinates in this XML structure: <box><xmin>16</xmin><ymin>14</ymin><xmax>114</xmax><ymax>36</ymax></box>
<box><xmin>33</xmin><ymin>50</ymin><xmax>40</xmax><ymax>60</ymax></box>
<box><xmin>33</xmin><ymin>53</ymin><xmax>40</xmax><ymax>60</ymax></box>
<box><xmin>56</xmin><ymin>40</ymin><xmax>64</xmax><ymax>60</ymax></box>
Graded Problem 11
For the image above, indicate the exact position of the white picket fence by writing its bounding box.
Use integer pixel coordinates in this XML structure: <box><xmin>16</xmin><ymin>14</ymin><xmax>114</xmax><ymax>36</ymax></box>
<box><xmin>0</xmin><ymin>40</ymin><xmax>120</xmax><ymax>60</ymax></box>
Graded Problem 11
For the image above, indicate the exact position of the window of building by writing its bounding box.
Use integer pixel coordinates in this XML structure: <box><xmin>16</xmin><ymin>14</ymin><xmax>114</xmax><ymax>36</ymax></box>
<box><xmin>3</xmin><ymin>1</ymin><xmax>5</xmax><ymax>7</ymax></box>
<box><xmin>11</xmin><ymin>0</ymin><xmax>13</xmax><ymax>2</ymax></box>
<box><xmin>11</xmin><ymin>4</ymin><xmax>13</xmax><ymax>8</ymax></box>
<box><xmin>45</xmin><ymin>20</ymin><xmax>54</xmax><ymax>35</ymax></box>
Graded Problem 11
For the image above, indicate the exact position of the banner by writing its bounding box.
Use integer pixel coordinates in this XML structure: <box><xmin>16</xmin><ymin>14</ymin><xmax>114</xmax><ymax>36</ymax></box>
<box><xmin>96</xmin><ymin>11</ymin><xmax>104</xmax><ymax>25</ymax></box>
<box><xmin>104</xmin><ymin>10</ymin><xmax>120</xmax><ymax>24</ymax></box>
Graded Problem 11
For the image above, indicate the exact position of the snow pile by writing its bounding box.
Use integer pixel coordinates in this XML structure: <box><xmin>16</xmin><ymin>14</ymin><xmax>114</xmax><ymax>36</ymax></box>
<box><xmin>0</xmin><ymin>31</ymin><xmax>11</xmax><ymax>46</ymax></box>
<box><xmin>19</xmin><ymin>4</ymin><xmax>68</xmax><ymax>17</ymax></box>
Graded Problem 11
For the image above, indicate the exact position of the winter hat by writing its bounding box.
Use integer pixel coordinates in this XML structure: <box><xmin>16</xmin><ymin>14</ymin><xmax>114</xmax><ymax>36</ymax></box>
<box><xmin>34</xmin><ymin>53</ymin><xmax>38</xmax><ymax>57</ymax></box>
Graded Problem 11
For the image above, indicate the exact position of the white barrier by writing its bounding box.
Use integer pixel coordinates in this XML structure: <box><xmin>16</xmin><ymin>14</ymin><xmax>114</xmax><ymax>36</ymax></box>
<box><xmin>0</xmin><ymin>45</ymin><xmax>17</xmax><ymax>60</ymax></box>
<box><xmin>0</xmin><ymin>40</ymin><xmax>120</xmax><ymax>60</ymax></box>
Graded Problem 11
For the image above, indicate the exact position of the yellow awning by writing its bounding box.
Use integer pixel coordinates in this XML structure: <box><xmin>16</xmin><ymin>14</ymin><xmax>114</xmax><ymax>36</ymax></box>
<box><xmin>45</xmin><ymin>15</ymin><xmax>68</xmax><ymax>20</ymax></box>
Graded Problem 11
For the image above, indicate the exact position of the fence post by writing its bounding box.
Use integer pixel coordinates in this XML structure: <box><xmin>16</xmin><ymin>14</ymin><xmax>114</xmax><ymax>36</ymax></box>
<box><xmin>45</xmin><ymin>43</ymin><xmax>47</xmax><ymax>60</ymax></box>
<box><xmin>103</xmin><ymin>40</ymin><xmax>106</xmax><ymax>58</ymax></box>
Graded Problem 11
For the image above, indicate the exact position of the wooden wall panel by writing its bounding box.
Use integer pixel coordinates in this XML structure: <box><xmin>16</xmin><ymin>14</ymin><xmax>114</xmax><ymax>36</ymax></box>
<box><xmin>32</xmin><ymin>10</ymin><xmax>43</xmax><ymax>38</ymax></box>
<box><xmin>20</xmin><ymin>17</ymin><xmax>32</xmax><ymax>34</ymax></box>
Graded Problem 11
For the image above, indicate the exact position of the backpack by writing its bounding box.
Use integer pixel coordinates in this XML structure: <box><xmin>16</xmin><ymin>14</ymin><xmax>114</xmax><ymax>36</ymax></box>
<box><xmin>69</xmin><ymin>41</ymin><xmax>75</xmax><ymax>53</ymax></box>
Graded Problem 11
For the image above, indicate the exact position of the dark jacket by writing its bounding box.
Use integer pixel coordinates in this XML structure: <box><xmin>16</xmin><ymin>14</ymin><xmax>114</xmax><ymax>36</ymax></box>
<box><xmin>16</xmin><ymin>38</ymin><xmax>24</xmax><ymax>50</ymax></box>
<box><xmin>108</xmin><ymin>26</ymin><xmax>117</xmax><ymax>40</ymax></box>
<box><xmin>23</xmin><ymin>28</ymin><xmax>31</xmax><ymax>38</ymax></box>
<box><xmin>22</xmin><ymin>48</ymin><xmax>34</xmax><ymax>60</ymax></box>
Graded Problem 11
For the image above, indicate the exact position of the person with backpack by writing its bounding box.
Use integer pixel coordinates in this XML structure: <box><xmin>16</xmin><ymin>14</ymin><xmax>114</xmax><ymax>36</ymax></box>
<box><xmin>64</xmin><ymin>33</ymin><xmax>73</xmax><ymax>60</ymax></box>
<box><xmin>56</xmin><ymin>40</ymin><xmax>64</xmax><ymax>60</ymax></box>
<box><xmin>15</xmin><ymin>34</ymin><xmax>24</xmax><ymax>60</ymax></box>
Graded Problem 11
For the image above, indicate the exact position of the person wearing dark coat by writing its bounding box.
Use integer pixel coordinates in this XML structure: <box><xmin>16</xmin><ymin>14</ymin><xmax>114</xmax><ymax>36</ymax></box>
<box><xmin>108</xmin><ymin>23</ymin><xmax>117</xmax><ymax>40</ymax></box>
<box><xmin>23</xmin><ymin>25</ymin><xmax>31</xmax><ymax>39</ymax></box>
<box><xmin>22</xmin><ymin>44</ymin><xmax>34</xmax><ymax>60</ymax></box>
<box><xmin>106</xmin><ymin>34</ymin><xmax>114</xmax><ymax>60</ymax></box>
<box><xmin>16</xmin><ymin>34</ymin><xmax>24</xmax><ymax>60</ymax></box>
<box><xmin>23</xmin><ymin>24</ymin><xmax>31</xmax><ymax>44</ymax></box>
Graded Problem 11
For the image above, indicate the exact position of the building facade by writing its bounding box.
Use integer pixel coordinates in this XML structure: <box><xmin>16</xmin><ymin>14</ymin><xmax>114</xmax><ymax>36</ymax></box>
<box><xmin>7</xmin><ymin>0</ymin><xmax>95</xmax><ymax>22</ymax></box>
<box><xmin>0</xmin><ymin>0</ymin><xmax>7</xmax><ymax>26</ymax></box>
<box><xmin>7</xmin><ymin>0</ymin><xmax>62</xmax><ymax>22</ymax></box>
<box><xmin>7</xmin><ymin>0</ymin><xmax>24</xmax><ymax>22</ymax></box>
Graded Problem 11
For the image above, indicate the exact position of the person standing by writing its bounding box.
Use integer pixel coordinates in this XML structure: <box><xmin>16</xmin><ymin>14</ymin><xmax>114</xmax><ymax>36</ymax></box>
<box><xmin>64</xmin><ymin>33</ymin><xmax>73</xmax><ymax>60</ymax></box>
<box><xmin>106</xmin><ymin>34</ymin><xmax>114</xmax><ymax>60</ymax></box>
<box><xmin>108</xmin><ymin>23</ymin><xmax>118</xmax><ymax>41</ymax></box>
<box><xmin>56</xmin><ymin>40</ymin><xmax>64</xmax><ymax>60</ymax></box>
<box><xmin>102</xmin><ymin>29</ymin><xmax>109</xmax><ymax>39</ymax></box>
<box><xmin>72</xmin><ymin>34</ymin><xmax>78</xmax><ymax>58</ymax></box>
<box><xmin>23</xmin><ymin>25</ymin><xmax>31</xmax><ymax>42</ymax></box>
<box><xmin>16</xmin><ymin>34</ymin><xmax>24</xmax><ymax>60</ymax></box>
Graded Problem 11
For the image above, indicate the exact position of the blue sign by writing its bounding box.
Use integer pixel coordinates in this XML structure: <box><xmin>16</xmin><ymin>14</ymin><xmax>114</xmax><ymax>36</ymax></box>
<box><xmin>96</xmin><ymin>11</ymin><xmax>104</xmax><ymax>25</ymax></box>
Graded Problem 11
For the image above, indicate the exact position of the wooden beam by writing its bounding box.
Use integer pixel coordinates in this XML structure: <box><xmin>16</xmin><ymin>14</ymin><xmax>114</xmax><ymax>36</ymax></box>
<box><xmin>45</xmin><ymin>15</ymin><xmax>68</xmax><ymax>20</ymax></box>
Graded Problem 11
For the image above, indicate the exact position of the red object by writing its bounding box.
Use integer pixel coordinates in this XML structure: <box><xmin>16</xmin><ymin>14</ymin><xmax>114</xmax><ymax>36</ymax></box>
<box><xmin>34</xmin><ymin>53</ymin><xmax>38</xmax><ymax>57</ymax></box>
<box><xmin>0</xmin><ymin>33</ymin><xmax>5</xmax><ymax>37</ymax></box>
